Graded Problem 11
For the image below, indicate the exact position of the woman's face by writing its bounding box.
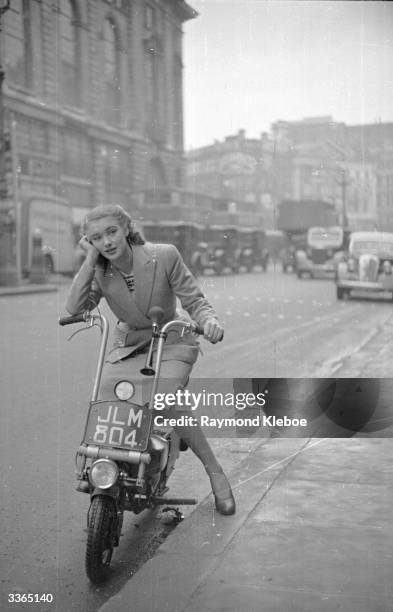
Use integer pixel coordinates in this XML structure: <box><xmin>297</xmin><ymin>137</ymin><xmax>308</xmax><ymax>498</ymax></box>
<box><xmin>86</xmin><ymin>215</ymin><xmax>129</xmax><ymax>262</ymax></box>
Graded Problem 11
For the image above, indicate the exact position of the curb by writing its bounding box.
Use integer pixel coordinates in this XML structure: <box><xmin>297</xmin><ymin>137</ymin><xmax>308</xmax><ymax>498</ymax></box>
<box><xmin>0</xmin><ymin>284</ymin><xmax>58</xmax><ymax>296</ymax></box>
<box><xmin>99</xmin><ymin>436</ymin><xmax>307</xmax><ymax>612</ymax></box>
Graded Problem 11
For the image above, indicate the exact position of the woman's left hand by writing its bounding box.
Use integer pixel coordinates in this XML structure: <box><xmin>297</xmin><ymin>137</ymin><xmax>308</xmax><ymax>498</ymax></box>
<box><xmin>203</xmin><ymin>319</ymin><xmax>224</xmax><ymax>343</ymax></box>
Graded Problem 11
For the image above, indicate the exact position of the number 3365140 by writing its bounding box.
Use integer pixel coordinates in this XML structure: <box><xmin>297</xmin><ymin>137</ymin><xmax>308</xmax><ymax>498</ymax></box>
<box><xmin>8</xmin><ymin>593</ymin><xmax>54</xmax><ymax>603</ymax></box>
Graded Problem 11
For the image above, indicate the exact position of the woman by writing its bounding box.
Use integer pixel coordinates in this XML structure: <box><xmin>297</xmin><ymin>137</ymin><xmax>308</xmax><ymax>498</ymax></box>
<box><xmin>66</xmin><ymin>204</ymin><xmax>235</xmax><ymax>516</ymax></box>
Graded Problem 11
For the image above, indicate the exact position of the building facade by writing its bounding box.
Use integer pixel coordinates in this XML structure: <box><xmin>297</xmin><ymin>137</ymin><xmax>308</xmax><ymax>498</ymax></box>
<box><xmin>186</xmin><ymin>117</ymin><xmax>392</xmax><ymax>231</ymax></box>
<box><xmin>186</xmin><ymin>129</ymin><xmax>274</xmax><ymax>228</ymax></box>
<box><xmin>1</xmin><ymin>0</ymin><xmax>195</xmax><ymax>224</ymax></box>
<box><xmin>271</xmin><ymin>118</ymin><xmax>379</xmax><ymax>230</ymax></box>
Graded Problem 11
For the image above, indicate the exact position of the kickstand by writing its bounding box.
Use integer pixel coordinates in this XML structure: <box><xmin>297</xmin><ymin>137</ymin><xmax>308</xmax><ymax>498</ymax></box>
<box><xmin>161</xmin><ymin>507</ymin><xmax>184</xmax><ymax>524</ymax></box>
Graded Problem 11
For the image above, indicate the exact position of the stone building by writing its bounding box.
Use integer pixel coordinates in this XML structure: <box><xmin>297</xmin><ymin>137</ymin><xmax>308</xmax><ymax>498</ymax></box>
<box><xmin>186</xmin><ymin>117</ymin><xmax>392</xmax><ymax>231</ymax></box>
<box><xmin>271</xmin><ymin>117</ymin><xmax>379</xmax><ymax>230</ymax></box>
<box><xmin>2</xmin><ymin>0</ymin><xmax>195</xmax><ymax>221</ymax></box>
<box><xmin>185</xmin><ymin>129</ymin><xmax>274</xmax><ymax>228</ymax></box>
<box><xmin>345</xmin><ymin>122</ymin><xmax>393</xmax><ymax>231</ymax></box>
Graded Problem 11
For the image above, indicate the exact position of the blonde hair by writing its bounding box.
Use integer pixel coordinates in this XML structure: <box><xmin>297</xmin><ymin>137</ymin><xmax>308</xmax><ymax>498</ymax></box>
<box><xmin>81</xmin><ymin>204</ymin><xmax>145</xmax><ymax>246</ymax></box>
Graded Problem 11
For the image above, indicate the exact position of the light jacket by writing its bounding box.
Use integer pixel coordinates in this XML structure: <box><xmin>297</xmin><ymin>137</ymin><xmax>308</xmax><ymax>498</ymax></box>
<box><xmin>66</xmin><ymin>242</ymin><xmax>219</xmax><ymax>364</ymax></box>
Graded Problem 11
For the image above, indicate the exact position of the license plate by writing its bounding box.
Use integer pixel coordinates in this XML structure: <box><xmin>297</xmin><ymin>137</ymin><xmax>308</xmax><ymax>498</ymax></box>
<box><xmin>83</xmin><ymin>401</ymin><xmax>152</xmax><ymax>451</ymax></box>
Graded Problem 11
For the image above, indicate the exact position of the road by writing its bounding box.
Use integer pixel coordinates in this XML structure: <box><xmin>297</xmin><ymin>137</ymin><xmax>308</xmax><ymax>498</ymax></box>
<box><xmin>193</xmin><ymin>269</ymin><xmax>393</xmax><ymax>377</ymax></box>
<box><xmin>1</xmin><ymin>270</ymin><xmax>392</xmax><ymax>610</ymax></box>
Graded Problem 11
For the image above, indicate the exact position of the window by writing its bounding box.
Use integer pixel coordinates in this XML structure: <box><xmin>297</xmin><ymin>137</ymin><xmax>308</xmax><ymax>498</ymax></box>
<box><xmin>103</xmin><ymin>17</ymin><xmax>121</xmax><ymax>125</ymax></box>
<box><xmin>144</xmin><ymin>35</ymin><xmax>164</xmax><ymax>141</ymax></box>
<box><xmin>103</xmin><ymin>146</ymin><xmax>131</xmax><ymax>199</ymax></box>
<box><xmin>59</xmin><ymin>0</ymin><xmax>81</xmax><ymax>107</ymax></box>
<box><xmin>173</xmin><ymin>54</ymin><xmax>183</xmax><ymax>148</ymax></box>
<box><xmin>4</xmin><ymin>0</ymin><xmax>28</xmax><ymax>88</ymax></box>
<box><xmin>62</xmin><ymin>129</ymin><xmax>93</xmax><ymax>178</ymax></box>
<box><xmin>14</xmin><ymin>115</ymin><xmax>48</xmax><ymax>154</ymax></box>
<box><xmin>145</xmin><ymin>4</ymin><xmax>154</xmax><ymax>30</ymax></box>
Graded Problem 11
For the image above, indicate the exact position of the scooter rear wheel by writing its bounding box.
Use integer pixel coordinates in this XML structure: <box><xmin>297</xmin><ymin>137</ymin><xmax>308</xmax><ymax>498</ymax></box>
<box><xmin>86</xmin><ymin>495</ymin><xmax>117</xmax><ymax>584</ymax></box>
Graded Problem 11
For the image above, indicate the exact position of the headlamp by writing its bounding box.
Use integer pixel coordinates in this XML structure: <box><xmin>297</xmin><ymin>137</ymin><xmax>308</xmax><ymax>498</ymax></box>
<box><xmin>114</xmin><ymin>380</ymin><xmax>135</xmax><ymax>401</ymax></box>
<box><xmin>89</xmin><ymin>459</ymin><xmax>119</xmax><ymax>489</ymax></box>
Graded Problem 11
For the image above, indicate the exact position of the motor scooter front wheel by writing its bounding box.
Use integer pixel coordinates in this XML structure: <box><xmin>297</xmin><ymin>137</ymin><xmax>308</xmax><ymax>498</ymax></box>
<box><xmin>86</xmin><ymin>495</ymin><xmax>117</xmax><ymax>584</ymax></box>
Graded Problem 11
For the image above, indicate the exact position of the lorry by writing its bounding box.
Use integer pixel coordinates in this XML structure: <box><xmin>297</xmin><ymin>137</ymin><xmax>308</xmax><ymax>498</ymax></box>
<box><xmin>277</xmin><ymin>200</ymin><xmax>338</xmax><ymax>232</ymax></box>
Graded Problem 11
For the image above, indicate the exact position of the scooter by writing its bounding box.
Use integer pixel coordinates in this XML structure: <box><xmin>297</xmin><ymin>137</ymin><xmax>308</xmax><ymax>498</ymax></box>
<box><xmin>59</xmin><ymin>307</ymin><xmax>202</xmax><ymax>584</ymax></box>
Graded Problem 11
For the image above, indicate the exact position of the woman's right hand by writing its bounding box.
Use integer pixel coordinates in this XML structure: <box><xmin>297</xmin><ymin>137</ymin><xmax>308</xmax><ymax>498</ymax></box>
<box><xmin>79</xmin><ymin>235</ymin><xmax>100</xmax><ymax>267</ymax></box>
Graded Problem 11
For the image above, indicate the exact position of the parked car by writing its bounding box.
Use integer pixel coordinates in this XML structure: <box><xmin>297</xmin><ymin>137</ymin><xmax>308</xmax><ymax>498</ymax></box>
<box><xmin>335</xmin><ymin>231</ymin><xmax>393</xmax><ymax>300</ymax></box>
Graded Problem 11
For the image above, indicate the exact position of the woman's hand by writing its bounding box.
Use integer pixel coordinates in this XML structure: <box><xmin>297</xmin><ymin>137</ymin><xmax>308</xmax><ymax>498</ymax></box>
<box><xmin>203</xmin><ymin>319</ymin><xmax>224</xmax><ymax>344</ymax></box>
<box><xmin>79</xmin><ymin>235</ymin><xmax>100</xmax><ymax>267</ymax></box>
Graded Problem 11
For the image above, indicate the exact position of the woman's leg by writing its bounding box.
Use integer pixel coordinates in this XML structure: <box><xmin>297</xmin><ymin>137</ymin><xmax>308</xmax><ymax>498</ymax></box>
<box><xmin>159</xmin><ymin>361</ymin><xmax>236</xmax><ymax>516</ymax></box>
<box><xmin>166</xmin><ymin>406</ymin><xmax>236</xmax><ymax>515</ymax></box>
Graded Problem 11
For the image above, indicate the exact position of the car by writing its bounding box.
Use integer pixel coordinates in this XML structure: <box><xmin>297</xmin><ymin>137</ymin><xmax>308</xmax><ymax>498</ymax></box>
<box><xmin>335</xmin><ymin>231</ymin><xmax>393</xmax><ymax>300</ymax></box>
<box><xmin>296</xmin><ymin>226</ymin><xmax>346</xmax><ymax>279</ymax></box>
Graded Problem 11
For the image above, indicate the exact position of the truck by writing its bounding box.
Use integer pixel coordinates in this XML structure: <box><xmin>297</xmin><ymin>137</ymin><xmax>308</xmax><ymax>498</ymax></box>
<box><xmin>277</xmin><ymin>199</ymin><xmax>338</xmax><ymax>232</ymax></box>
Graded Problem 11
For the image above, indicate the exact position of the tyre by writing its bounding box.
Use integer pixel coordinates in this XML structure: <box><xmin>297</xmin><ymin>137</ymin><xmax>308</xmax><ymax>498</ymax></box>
<box><xmin>86</xmin><ymin>495</ymin><xmax>117</xmax><ymax>584</ymax></box>
<box><xmin>336</xmin><ymin>286</ymin><xmax>345</xmax><ymax>300</ymax></box>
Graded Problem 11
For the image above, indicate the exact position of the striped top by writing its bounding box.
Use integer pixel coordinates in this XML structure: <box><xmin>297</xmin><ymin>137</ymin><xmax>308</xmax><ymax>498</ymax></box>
<box><xmin>119</xmin><ymin>271</ymin><xmax>135</xmax><ymax>292</ymax></box>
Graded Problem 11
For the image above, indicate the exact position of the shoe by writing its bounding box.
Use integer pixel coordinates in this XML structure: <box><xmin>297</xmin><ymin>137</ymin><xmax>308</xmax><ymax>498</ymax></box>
<box><xmin>209</xmin><ymin>470</ymin><xmax>236</xmax><ymax>516</ymax></box>
<box><xmin>179</xmin><ymin>438</ymin><xmax>189</xmax><ymax>452</ymax></box>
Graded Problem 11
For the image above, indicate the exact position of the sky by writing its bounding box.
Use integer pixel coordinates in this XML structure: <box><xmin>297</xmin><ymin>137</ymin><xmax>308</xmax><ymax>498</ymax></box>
<box><xmin>183</xmin><ymin>0</ymin><xmax>393</xmax><ymax>149</ymax></box>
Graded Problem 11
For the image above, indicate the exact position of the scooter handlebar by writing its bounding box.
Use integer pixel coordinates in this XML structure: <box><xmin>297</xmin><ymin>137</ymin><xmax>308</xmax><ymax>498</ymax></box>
<box><xmin>58</xmin><ymin>313</ymin><xmax>87</xmax><ymax>326</ymax></box>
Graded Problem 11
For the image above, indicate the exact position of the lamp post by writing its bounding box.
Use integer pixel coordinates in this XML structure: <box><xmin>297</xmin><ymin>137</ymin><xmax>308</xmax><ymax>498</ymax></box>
<box><xmin>336</xmin><ymin>167</ymin><xmax>350</xmax><ymax>230</ymax></box>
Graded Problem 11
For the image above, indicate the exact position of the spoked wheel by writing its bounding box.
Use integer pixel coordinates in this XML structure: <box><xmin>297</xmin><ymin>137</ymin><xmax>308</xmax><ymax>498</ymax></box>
<box><xmin>86</xmin><ymin>495</ymin><xmax>118</xmax><ymax>584</ymax></box>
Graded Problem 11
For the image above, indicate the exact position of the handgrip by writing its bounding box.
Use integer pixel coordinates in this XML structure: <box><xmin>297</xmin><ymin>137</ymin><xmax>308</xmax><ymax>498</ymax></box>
<box><xmin>58</xmin><ymin>313</ymin><xmax>86</xmax><ymax>326</ymax></box>
<box><xmin>192</xmin><ymin>324</ymin><xmax>224</xmax><ymax>341</ymax></box>
<box><xmin>148</xmin><ymin>306</ymin><xmax>165</xmax><ymax>325</ymax></box>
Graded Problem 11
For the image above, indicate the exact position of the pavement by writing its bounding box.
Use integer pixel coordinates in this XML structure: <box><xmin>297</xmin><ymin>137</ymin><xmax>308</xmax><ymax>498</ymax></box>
<box><xmin>0</xmin><ymin>274</ymin><xmax>70</xmax><ymax>296</ymax></box>
<box><xmin>99</xmin><ymin>433</ymin><xmax>393</xmax><ymax>612</ymax></box>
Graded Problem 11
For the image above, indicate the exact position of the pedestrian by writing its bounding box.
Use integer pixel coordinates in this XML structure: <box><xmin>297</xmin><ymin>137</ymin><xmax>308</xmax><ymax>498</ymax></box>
<box><xmin>65</xmin><ymin>204</ymin><xmax>235</xmax><ymax>515</ymax></box>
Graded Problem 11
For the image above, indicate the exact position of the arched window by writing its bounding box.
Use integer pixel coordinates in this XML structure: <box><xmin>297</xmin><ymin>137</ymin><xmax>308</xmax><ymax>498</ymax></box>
<box><xmin>146</xmin><ymin>158</ymin><xmax>167</xmax><ymax>191</ymax></box>
<box><xmin>59</xmin><ymin>0</ymin><xmax>81</xmax><ymax>107</ymax></box>
<box><xmin>4</xmin><ymin>0</ymin><xmax>29</xmax><ymax>88</ymax></box>
<box><xmin>144</xmin><ymin>35</ymin><xmax>164</xmax><ymax>141</ymax></box>
<box><xmin>103</xmin><ymin>17</ymin><xmax>121</xmax><ymax>125</ymax></box>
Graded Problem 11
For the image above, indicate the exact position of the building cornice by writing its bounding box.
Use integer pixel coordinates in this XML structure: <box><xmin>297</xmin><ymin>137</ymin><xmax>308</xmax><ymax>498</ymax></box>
<box><xmin>165</xmin><ymin>0</ymin><xmax>197</xmax><ymax>22</ymax></box>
